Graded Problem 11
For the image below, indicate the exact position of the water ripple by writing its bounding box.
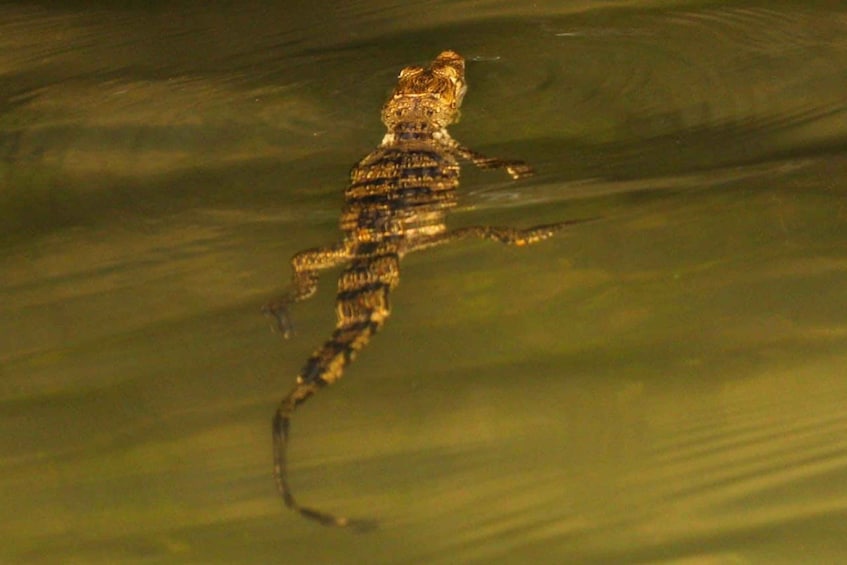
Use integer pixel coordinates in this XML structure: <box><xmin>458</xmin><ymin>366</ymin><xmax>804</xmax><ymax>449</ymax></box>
<box><xmin>530</xmin><ymin>5</ymin><xmax>847</xmax><ymax>181</ymax></box>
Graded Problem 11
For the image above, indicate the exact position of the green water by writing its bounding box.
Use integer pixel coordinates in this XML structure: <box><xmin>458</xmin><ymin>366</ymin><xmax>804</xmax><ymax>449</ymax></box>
<box><xmin>2</xmin><ymin>1</ymin><xmax>847</xmax><ymax>563</ymax></box>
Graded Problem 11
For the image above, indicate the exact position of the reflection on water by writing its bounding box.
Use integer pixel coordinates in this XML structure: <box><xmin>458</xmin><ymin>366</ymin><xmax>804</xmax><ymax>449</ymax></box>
<box><xmin>2</xmin><ymin>1</ymin><xmax>847</xmax><ymax>563</ymax></box>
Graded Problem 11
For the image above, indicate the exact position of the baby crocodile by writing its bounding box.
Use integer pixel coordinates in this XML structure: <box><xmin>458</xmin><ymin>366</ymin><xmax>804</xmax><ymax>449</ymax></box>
<box><xmin>265</xmin><ymin>50</ymin><xmax>588</xmax><ymax>530</ymax></box>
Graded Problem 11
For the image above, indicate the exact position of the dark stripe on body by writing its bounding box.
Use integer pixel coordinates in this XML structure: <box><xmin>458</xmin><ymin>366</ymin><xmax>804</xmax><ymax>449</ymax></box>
<box><xmin>298</xmin><ymin>318</ymin><xmax>384</xmax><ymax>386</ymax></box>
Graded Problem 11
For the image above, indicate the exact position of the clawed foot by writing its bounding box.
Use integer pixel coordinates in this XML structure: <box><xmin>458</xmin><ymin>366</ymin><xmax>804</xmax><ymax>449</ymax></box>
<box><xmin>472</xmin><ymin>157</ymin><xmax>534</xmax><ymax>179</ymax></box>
<box><xmin>504</xmin><ymin>161</ymin><xmax>534</xmax><ymax>180</ymax></box>
<box><xmin>262</xmin><ymin>302</ymin><xmax>295</xmax><ymax>339</ymax></box>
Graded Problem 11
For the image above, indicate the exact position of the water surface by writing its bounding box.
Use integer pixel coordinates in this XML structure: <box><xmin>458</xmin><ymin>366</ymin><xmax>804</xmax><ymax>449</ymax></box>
<box><xmin>2</xmin><ymin>1</ymin><xmax>847</xmax><ymax>563</ymax></box>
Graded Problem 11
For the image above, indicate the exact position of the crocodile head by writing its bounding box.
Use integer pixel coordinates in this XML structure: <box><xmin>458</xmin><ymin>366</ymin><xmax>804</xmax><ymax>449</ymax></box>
<box><xmin>381</xmin><ymin>50</ymin><xmax>467</xmax><ymax>131</ymax></box>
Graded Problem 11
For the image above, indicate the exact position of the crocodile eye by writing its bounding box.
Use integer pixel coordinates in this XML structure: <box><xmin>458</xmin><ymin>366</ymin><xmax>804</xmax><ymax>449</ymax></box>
<box><xmin>434</xmin><ymin>67</ymin><xmax>457</xmax><ymax>79</ymax></box>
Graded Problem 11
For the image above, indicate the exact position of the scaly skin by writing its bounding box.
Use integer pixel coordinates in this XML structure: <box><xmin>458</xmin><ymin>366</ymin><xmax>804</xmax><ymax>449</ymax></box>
<box><xmin>264</xmin><ymin>51</ymin><xmax>590</xmax><ymax>530</ymax></box>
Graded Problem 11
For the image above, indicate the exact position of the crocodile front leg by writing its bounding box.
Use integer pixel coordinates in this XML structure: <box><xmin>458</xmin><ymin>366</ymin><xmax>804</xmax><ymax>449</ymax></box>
<box><xmin>431</xmin><ymin>125</ymin><xmax>535</xmax><ymax>180</ymax></box>
<box><xmin>454</xmin><ymin>144</ymin><xmax>535</xmax><ymax>180</ymax></box>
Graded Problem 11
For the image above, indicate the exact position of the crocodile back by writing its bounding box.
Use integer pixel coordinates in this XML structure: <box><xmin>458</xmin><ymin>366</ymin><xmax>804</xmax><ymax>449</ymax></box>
<box><xmin>342</xmin><ymin>142</ymin><xmax>459</xmax><ymax>250</ymax></box>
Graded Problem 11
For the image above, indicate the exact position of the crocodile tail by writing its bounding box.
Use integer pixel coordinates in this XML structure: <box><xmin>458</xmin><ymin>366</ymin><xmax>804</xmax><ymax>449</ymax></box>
<box><xmin>272</xmin><ymin>393</ymin><xmax>376</xmax><ymax>531</ymax></box>
<box><xmin>272</xmin><ymin>298</ymin><xmax>389</xmax><ymax>530</ymax></box>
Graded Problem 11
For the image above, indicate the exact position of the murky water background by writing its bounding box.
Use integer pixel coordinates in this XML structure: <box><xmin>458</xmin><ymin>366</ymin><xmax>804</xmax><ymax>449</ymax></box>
<box><xmin>2</xmin><ymin>1</ymin><xmax>847</xmax><ymax>563</ymax></box>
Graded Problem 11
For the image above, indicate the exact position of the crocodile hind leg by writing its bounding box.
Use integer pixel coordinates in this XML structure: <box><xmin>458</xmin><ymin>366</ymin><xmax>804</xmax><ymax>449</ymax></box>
<box><xmin>450</xmin><ymin>223</ymin><xmax>574</xmax><ymax>246</ymax></box>
<box><xmin>408</xmin><ymin>218</ymin><xmax>598</xmax><ymax>253</ymax></box>
<box><xmin>263</xmin><ymin>244</ymin><xmax>349</xmax><ymax>338</ymax></box>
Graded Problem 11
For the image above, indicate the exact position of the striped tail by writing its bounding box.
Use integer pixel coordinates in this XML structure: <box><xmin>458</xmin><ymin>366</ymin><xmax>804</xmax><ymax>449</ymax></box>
<box><xmin>273</xmin><ymin>279</ymin><xmax>391</xmax><ymax>531</ymax></box>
